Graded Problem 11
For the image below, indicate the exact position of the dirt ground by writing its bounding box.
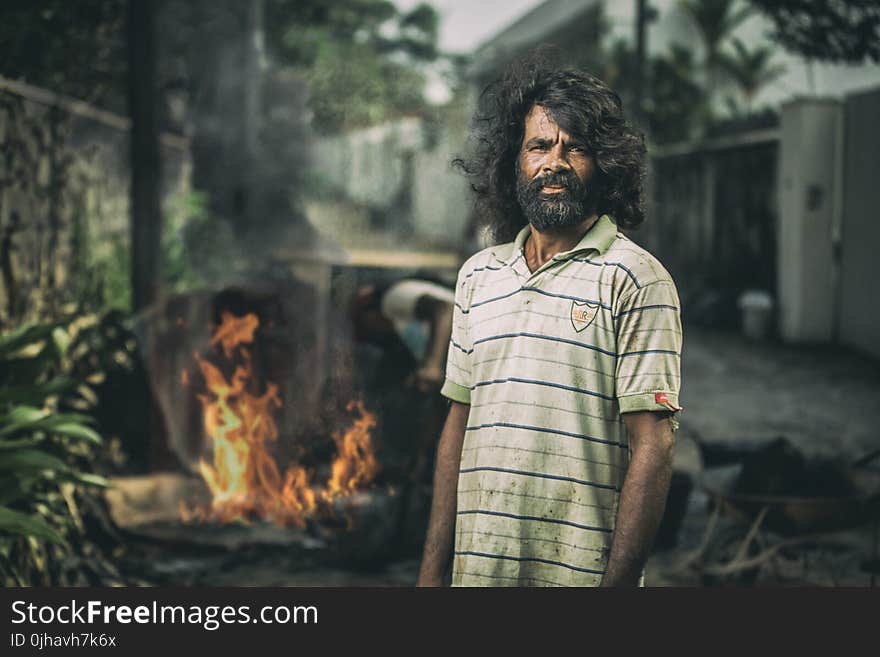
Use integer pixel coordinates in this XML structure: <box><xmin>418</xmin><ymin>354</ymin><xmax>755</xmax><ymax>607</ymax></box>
<box><xmin>118</xmin><ymin>328</ymin><xmax>880</xmax><ymax>587</ymax></box>
<box><xmin>676</xmin><ymin>328</ymin><xmax>880</xmax><ymax>462</ymax></box>
<box><xmin>651</xmin><ymin>328</ymin><xmax>879</xmax><ymax>586</ymax></box>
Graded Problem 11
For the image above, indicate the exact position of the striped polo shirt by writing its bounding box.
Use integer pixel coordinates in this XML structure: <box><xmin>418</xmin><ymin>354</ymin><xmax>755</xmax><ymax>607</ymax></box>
<box><xmin>440</xmin><ymin>214</ymin><xmax>683</xmax><ymax>587</ymax></box>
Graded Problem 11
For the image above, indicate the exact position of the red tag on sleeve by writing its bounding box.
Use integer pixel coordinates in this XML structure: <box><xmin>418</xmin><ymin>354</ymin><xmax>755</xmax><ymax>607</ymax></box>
<box><xmin>655</xmin><ymin>393</ymin><xmax>669</xmax><ymax>404</ymax></box>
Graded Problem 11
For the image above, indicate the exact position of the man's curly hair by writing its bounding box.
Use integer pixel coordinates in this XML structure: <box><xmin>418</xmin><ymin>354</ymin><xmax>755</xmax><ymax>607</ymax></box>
<box><xmin>456</xmin><ymin>52</ymin><xmax>647</xmax><ymax>243</ymax></box>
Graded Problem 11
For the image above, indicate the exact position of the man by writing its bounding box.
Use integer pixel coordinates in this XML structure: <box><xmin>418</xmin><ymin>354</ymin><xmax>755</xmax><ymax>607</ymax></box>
<box><xmin>350</xmin><ymin>277</ymin><xmax>455</xmax><ymax>490</ymax></box>
<box><xmin>417</xmin><ymin>57</ymin><xmax>683</xmax><ymax>587</ymax></box>
<box><xmin>352</xmin><ymin>278</ymin><xmax>455</xmax><ymax>393</ymax></box>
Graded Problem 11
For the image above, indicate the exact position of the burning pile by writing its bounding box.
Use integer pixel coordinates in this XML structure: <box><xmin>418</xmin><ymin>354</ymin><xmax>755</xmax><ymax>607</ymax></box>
<box><xmin>181</xmin><ymin>310</ymin><xmax>379</xmax><ymax>528</ymax></box>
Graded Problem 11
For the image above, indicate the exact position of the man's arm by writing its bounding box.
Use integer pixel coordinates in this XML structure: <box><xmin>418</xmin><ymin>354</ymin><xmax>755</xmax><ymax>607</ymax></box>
<box><xmin>600</xmin><ymin>410</ymin><xmax>676</xmax><ymax>587</ymax></box>
<box><xmin>413</xmin><ymin>296</ymin><xmax>454</xmax><ymax>392</ymax></box>
<box><xmin>416</xmin><ymin>401</ymin><xmax>469</xmax><ymax>586</ymax></box>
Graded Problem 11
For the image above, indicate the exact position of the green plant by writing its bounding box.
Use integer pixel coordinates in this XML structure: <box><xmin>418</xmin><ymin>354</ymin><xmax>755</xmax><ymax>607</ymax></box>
<box><xmin>647</xmin><ymin>44</ymin><xmax>707</xmax><ymax>143</ymax></box>
<box><xmin>718</xmin><ymin>38</ymin><xmax>786</xmax><ymax>114</ymax></box>
<box><xmin>0</xmin><ymin>316</ymin><xmax>117</xmax><ymax>586</ymax></box>
<box><xmin>164</xmin><ymin>190</ymin><xmax>211</xmax><ymax>293</ymax></box>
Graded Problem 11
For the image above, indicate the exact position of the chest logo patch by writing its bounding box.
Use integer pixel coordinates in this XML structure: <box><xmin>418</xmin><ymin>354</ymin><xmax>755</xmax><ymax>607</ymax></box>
<box><xmin>570</xmin><ymin>300</ymin><xmax>599</xmax><ymax>332</ymax></box>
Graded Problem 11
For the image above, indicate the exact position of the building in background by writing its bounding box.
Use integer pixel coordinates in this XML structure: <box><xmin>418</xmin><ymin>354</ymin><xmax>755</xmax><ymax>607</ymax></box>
<box><xmin>301</xmin><ymin>0</ymin><xmax>879</xmax><ymax>358</ymax></box>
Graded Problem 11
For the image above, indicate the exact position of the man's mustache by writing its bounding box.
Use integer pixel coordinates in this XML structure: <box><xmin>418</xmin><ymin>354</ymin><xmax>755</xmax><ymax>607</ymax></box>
<box><xmin>530</xmin><ymin>172</ymin><xmax>583</xmax><ymax>193</ymax></box>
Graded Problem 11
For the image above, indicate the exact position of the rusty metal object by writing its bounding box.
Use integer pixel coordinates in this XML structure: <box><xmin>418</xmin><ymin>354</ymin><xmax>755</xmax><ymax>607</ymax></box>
<box><xmin>669</xmin><ymin>438</ymin><xmax>880</xmax><ymax>585</ymax></box>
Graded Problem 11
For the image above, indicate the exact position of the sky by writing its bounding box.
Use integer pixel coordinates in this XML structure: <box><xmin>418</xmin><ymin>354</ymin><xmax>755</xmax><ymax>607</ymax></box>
<box><xmin>394</xmin><ymin>0</ymin><xmax>880</xmax><ymax>107</ymax></box>
<box><xmin>392</xmin><ymin>0</ymin><xmax>545</xmax><ymax>54</ymax></box>
<box><xmin>391</xmin><ymin>0</ymin><xmax>546</xmax><ymax>104</ymax></box>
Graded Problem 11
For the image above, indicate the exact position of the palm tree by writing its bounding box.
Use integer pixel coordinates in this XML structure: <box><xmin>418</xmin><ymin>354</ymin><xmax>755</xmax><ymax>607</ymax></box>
<box><xmin>680</xmin><ymin>0</ymin><xmax>752</xmax><ymax>91</ymax></box>
<box><xmin>647</xmin><ymin>43</ymin><xmax>705</xmax><ymax>143</ymax></box>
<box><xmin>718</xmin><ymin>38</ymin><xmax>786</xmax><ymax>114</ymax></box>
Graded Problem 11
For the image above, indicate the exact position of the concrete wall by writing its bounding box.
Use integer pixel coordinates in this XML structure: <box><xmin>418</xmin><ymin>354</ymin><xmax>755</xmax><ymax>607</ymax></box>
<box><xmin>311</xmin><ymin>119</ymin><xmax>422</xmax><ymax>209</ymax></box>
<box><xmin>308</xmin><ymin>117</ymin><xmax>471</xmax><ymax>251</ymax></box>
<box><xmin>777</xmin><ymin>99</ymin><xmax>842</xmax><ymax>342</ymax></box>
<box><xmin>0</xmin><ymin>78</ymin><xmax>189</xmax><ymax>324</ymax></box>
<box><xmin>839</xmin><ymin>87</ymin><xmax>880</xmax><ymax>359</ymax></box>
<box><xmin>411</xmin><ymin>133</ymin><xmax>471</xmax><ymax>247</ymax></box>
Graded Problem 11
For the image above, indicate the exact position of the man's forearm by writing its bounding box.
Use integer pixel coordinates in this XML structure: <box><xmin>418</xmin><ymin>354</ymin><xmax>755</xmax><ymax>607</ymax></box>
<box><xmin>601</xmin><ymin>414</ymin><xmax>675</xmax><ymax>586</ymax></box>
<box><xmin>417</xmin><ymin>401</ymin><xmax>469</xmax><ymax>586</ymax></box>
<box><xmin>424</xmin><ymin>303</ymin><xmax>454</xmax><ymax>370</ymax></box>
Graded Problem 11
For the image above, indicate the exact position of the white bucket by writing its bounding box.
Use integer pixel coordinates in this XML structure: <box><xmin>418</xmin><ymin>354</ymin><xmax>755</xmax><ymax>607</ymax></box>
<box><xmin>737</xmin><ymin>290</ymin><xmax>774</xmax><ymax>340</ymax></box>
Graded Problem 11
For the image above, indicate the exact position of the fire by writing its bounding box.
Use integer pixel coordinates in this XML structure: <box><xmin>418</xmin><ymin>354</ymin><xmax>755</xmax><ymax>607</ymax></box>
<box><xmin>325</xmin><ymin>400</ymin><xmax>379</xmax><ymax>500</ymax></box>
<box><xmin>186</xmin><ymin>310</ymin><xmax>378</xmax><ymax>528</ymax></box>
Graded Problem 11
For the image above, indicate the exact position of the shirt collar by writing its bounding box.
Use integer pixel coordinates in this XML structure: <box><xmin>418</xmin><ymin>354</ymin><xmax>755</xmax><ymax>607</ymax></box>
<box><xmin>492</xmin><ymin>214</ymin><xmax>619</xmax><ymax>265</ymax></box>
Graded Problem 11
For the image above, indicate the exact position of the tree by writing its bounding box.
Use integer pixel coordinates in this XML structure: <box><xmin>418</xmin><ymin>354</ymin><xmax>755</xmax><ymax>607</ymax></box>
<box><xmin>680</xmin><ymin>0</ymin><xmax>752</xmax><ymax>91</ymax></box>
<box><xmin>748</xmin><ymin>0</ymin><xmax>880</xmax><ymax>63</ymax></box>
<box><xmin>0</xmin><ymin>0</ymin><xmax>127</xmax><ymax>112</ymax></box>
<box><xmin>604</xmin><ymin>39</ymin><xmax>704</xmax><ymax>144</ymax></box>
<box><xmin>647</xmin><ymin>44</ymin><xmax>706</xmax><ymax>142</ymax></box>
<box><xmin>263</xmin><ymin>0</ymin><xmax>440</xmax><ymax>133</ymax></box>
<box><xmin>127</xmin><ymin>0</ymin><xmax>161</xmax><ymax>312</ymax></box>
<box><xmin>717</xmin><ymin>38</ymin><xmax>786</xmax><ymax>114</ymax></box>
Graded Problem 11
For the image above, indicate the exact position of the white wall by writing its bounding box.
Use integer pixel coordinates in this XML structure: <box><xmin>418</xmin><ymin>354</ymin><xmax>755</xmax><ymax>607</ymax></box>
<box><xmin>308</xmin><ymin>117</ymin><xmax>471</xmax><ymax>250</ymax></box>
<box><xmin>411</xmin><ymin>134</ymin><xmax>472</xmax><ymax>246</ymax></box>
<box><xmin>839</xmin><ymin>87</ymin><xmax>880</xmax><ymax>359</ymax></box>
<box><xmin>311</xmin><ymin>118</ymin><xmax>423</xmax><ymax>208</ymax></box>
<box><xmin>777</xmin><ymin>98</ymin><xmax>842</xmax><ymax>342</ymax></box>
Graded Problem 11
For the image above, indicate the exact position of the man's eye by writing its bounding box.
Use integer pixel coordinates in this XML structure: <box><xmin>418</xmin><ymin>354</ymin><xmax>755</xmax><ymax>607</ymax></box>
<box><xmin>569</xmin><ymin>145</ymin><xmax>586</xmax><ymax>153</ymax></box>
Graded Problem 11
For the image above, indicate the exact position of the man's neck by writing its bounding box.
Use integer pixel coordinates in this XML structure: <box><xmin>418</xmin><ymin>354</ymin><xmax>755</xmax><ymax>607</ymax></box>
<box><xmin>524</xmin><ymin>213</ymin><xmax>599</xmax><ymax>273</ymax></box>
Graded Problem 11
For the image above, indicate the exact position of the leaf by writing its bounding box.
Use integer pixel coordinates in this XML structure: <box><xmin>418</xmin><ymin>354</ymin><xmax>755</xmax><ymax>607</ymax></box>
<box><xmin>21</xmin><ymin>419</ymin><xmax>102</xmax><ymax>446</ymax></box>
<box><xmin>0</xmin><ymin>378</ymin><xmax>77</xmax><ymax>406</ymax></box>
<box><xmin>51</xmin><ymin>327</ymin><xmax>71</xmax><ymax>359</ymax></box>
<box><xmin>0</xmin><ymin>407</ymin><xmax>97</xmax><ymax>440</ymax></box>
<box><xmin>67</xmin><ymin>472</ymin><xmax>110</xmax><ymax>488</ymax></box>
<box><xmin>1</xmin><ymin>405</ymin><xmax>49</xmax><ymax>423</ymax></box>
<box><xmin>0</xmin><ymin>449</ymin><xmax>70</xmax><ymax>474</ymax></box>
<box><xmin>51</xmin><ymin>423</ymin><xmax>102</xmax><ymax>445</ymax></box>
<box><xmin>0</xmin><ymin>324</ymin><xmax>57</xmax><ymax>357</ymax></box>
<box><xmin>0</xmin><ymin>406</ymin><xmax>49</xmax><ymax>436</ymax></box>
<box><xmin>76</xmin><ymin>384</ymin><xmax>98</xmax><ymax>405</ymax></box>
<box><xmin>44</xmin><ymin>377</ymin><xmax>78</xmax><ymax>396</ymax></box>
<box><xmin>0</xmin><ymin>506</ymin><xmax>65</xmax><ymax>544</ymax></box>
<box><xmin>30</xmin><ymin>412</ymin><xmax>95</xmax><ymax>430</ymax></box>
<box><xmin>0</xmin><ymin>437</ymin><xmax>45</xmax><ymax>451</ymax></box>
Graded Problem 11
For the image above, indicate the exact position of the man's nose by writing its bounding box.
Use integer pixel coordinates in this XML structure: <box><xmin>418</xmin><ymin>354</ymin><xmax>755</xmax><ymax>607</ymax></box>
<box><xmin>542</xmin><ymin>145</ymin><xmax>572</xmax><ymax>174</ymax></box>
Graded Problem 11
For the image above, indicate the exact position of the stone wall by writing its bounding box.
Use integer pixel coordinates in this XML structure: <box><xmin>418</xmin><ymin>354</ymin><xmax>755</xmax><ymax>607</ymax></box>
<box><xmin>0</xmin><ymin>77</ymin><xmax>189</xmax><ymax>326</ymax></box>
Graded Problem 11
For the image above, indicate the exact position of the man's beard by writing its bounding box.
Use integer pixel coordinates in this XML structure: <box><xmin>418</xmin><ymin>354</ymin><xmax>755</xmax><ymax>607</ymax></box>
<box><xmin>515</xmin><ymin>166</ymin><xmax>600</xmax><ymax>232</ymax></box>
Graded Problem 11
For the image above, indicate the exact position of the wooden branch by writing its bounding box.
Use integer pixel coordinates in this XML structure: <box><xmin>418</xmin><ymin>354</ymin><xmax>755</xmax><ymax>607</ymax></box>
<box><xmin>0</xmin><ymin>75</ymin><xmax>188</xmax><ymax>151</ymax></box>
<box><xmin>731</xmin><ymin>505</ymin><xmax>769</xmax><ymax>564</ymax></box>
<box><xmin>701</xmin><ymin>533</ymin><xmax>850</xmax><ymax>577</ymax></box>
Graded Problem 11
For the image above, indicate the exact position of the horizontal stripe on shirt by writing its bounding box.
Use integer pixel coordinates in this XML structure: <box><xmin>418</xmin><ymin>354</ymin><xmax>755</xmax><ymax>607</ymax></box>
<box><xmin>454</xmin><ymin>550</ymin><xmax>606</xmax><ymax>576</ymax></box>
<box><xmin>459</xmin><ymin>466</ymin><xmax>619</xmax><ymax>492</ymax></box>
<box><xmin>472</xmin><ymin>376</ymin><xmax>617</xmax><ymax>401</ymax></box>
<box><xmin>465</xmin><ymin>420</ymin><xmax>628</xmax><ymax>448</ymax></box>
<box><xmin>457</xmin><ymin>508</ymin><xmax>613</xmax><ymax>533</ymax></box>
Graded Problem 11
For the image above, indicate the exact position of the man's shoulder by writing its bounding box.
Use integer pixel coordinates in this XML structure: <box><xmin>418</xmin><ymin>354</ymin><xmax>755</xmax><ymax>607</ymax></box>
<box><xmin>456</xmin><ymin>243</ymin><xmax>510</xmax><ymax>283</ymax></box>
<box><xmin>604</xmin><ymin>233</ymin><xmax>677</xmax><ymax>291</ymax></box>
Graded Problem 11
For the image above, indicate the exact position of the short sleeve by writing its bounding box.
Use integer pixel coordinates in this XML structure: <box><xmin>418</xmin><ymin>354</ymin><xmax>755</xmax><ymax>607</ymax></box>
<box><xmin>614</xmin><ymin>279</ymin><xmax>683</xmax><ymax>415</ymax></box>
<box><xmin>381</xmin><ymin>280</ymin><xmax>455</xmax><ymax>322</ymax></box>
<box><xmin>440</xmin><ymin>268</ymin><xmax>474</xmax><ymax>404</ymax></box>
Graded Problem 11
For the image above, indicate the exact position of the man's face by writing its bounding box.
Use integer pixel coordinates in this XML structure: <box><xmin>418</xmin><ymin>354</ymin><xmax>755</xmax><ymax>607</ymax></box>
<box><xmin>516</xmin><ymin>104</ymin><xmax>600</xmax><ymax>232</ymax></box>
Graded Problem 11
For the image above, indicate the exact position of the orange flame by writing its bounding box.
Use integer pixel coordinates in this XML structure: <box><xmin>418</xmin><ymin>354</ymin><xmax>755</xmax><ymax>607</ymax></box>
<box><xmin>325</xmin><ymin>400</ymin><xmax>379</xmax><ymax>500</ymax></box>
<box><xmin>185</xmin><ymin>310</ymin><xmax>379</xmax><ymax>528</ymax></box>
